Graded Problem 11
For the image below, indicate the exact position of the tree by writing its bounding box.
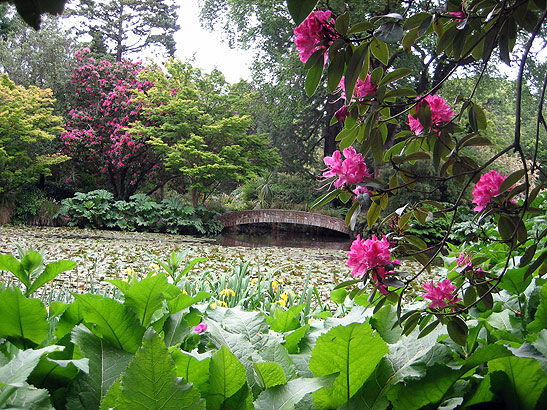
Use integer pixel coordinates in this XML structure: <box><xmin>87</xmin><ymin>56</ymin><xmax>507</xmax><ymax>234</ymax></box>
<box><xmin>0</xmin><ymin>14</ymin><xmax>79</xmax><ymax>114</ymax></box>
<box><xmin>66</xmin><ymin>0</ymin><xmax>179</xmax><ymax>62</ymax></box>
<box><xmin>61</xmin><ymin>49</ymin><xmax>161</xmax><ymax>200</ymax></box>
<box><xmin>132</xmin><ymin>60</ymin><xmax>280</xmax><ymax>206</ymax></box>
<box><xmin>0</xmin><ymin>74</ymin><xmax>66</xmax><ymax>199</ymax></box>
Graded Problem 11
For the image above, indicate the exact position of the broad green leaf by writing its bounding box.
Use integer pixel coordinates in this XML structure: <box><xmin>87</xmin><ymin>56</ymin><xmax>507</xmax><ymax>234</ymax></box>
<box><xmin>267</xmin><ymin>305</ymin><xmax>305</xmax><ymax>333</ymax></box>
<box><xmin>528</xmin><ymin>283</ymin><xmax>547</xmax><ymax>335</ymax></box>
<box><xmin>327</xmin><ymin>50</ymin><xmax>345</xmax><ymax>92</ymax></box>
<box><xmin>163</xmin><ymin>308</ymin><xmax>201</xmax><ymax>347</ymax></box>
<box><xmin>0</xmin><ymin>287</ymin><xmax>49</xmax><ymax>348</ymax></box>
<box><xmin>54</xmin><ymin>299</ymin><xmax>83</xmax><ymax>340</ymax></box>
<box><xmin>99</xmin><ymin>379</ymin><xmax>122</xmax><ymax>410</ymax></box>
<box><xmin>403</xmin><ymin>12</ymin><xmax>433</xmax><ymax>30</ymax></box>
<box><xmin>117</xmin><ymin>329</ymin><xmax>204</xmax><ymax>410</ymax></box>
<box><xmin>221</xmin><ymin>307</ymin><xmax>270</xmax><ymax>348</ymax></box>
<box><xmin>66</xmin><ymin>325</ymin><xmax>132</xmax><ymax>410</ymax></box>
<box><xmin>0</xmin><ymin>385</ymin><xmax>55</xmax><ymax>410</ymax></box>
<box><xmin>305</xmin><ymin>59</ymin><xmax>323</xmax><ymax>97</ymax></box>
<box><xmin>370</xmin><ymin>39</ymin><xmax>389</xmax><ymax>65</ymax></box>
<box><xmin>369</xmin><ymin>305</ymin><xmax>402</xmax><ymax>344</ymax></box>
<box><xmin>168</xmin><ymin>291</ymin><xmax>212</xmax><ymax>313</ymax></box>
<box><xmin>447</xmin><ymin>316</ymin><xmax>468</xmax><ymax>346</ymax></box>
<box><xmin>499</xmin><ymin>266</ymin><xmax>532</xmax><ymax>295</ymax></box>
<box><xmin>124</xmin><ymin>273</ymin><xmax>168</xmax><ymax>326</ymax></box>
<box><xmin>253</xmin><ymin>374</ymin><xmax>337</xmax><ymax>410</ymax></box>
<box><xmin>21</xmin><ymin>250</ymin><xmax>43</xmax><ymax>278</ymax></box>
<box><xmin>339</xmin><ymin>358</ymin><xmax>392</xmax><ymax>410</ymax></box>
<box><xmin>489</xmin><ymin>356</ymin><xmax>547</xmax><ymax>410</ymax></box>
<box><xmin>26</xmin><ymin>260</ymin><xmax>76</xmax><ymax>295</ymax></box>
<box><xmin>284</xmin><ymin>325</ymin><xmax>310</xmax><ymax>354</ymax></box>
<box><xmin>0</xmin><ymin>254</ymin><xmax>28</xmax><ymax>287</ymax></box>
<box><xmin>378</xmin><ymin>68</ymin><xmax>411</xmax><ymax>86</ymax></box>
<box><xmin>287</xmin><ymin>0</ymin><xmax>318</xmax><ymax>25</ymax></box>
<box><xmin>254</xmin><ymin>362</ymin><xmax>286</xmax><ymax>388</ymax></box>
<box><xmin>373</xmin><ymin>22</ymin><xmax>403</xmax><ymax>43</ymax></box>
<box><xmin>330</xmin><ymin>288</ymin><xmax>347</xmax><ymax>304</ymax></box>
<box><xmin>261</xmin><ymin>343</ymin><xmax>298</xmax><ymax>382</ymax></box>
<box><xmin>389</xmin><ymin>344</ymin><xmax>513</xmax><ymax>409</ymax></box>
<box><xmin>74</xmin><ymin>294</ymin><xmax>145</xmax><ymax>353</ymax></box>
<box><xmin>344</xmin><ymin>43</ymin><xmax>368</xmax><ymax>105</ymax></box>
<box><xmin>0</xmin><ymin>345</ymin><xmax>61</xmax><ymax>386</ymax></box>
<box><xmin>208</xmin><ymin>345</ymin><xmax>248</xmax><ymax>410</ymax></box>
<box><xmin>172</xmin><ymin>350</ymin><xmax>211</xmax><ymax>395</ymax></box>
<box><xmin>500</xmin><ymin>169</ymin><xmax>525</xmax><ymax>193</ymax></box>
<box><xmin>309</xmin><ymin>322</ymin><xmax>388</xmax><ymax>409</ymax></box>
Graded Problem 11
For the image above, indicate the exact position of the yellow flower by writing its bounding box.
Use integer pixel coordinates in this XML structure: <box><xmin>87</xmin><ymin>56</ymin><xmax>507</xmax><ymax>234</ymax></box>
<box><xmin>219</xmin><ymin>300</ymin><xmax>228</xmax><ymax>308</ymax></box>
<box><xmin>220</xmin><ymin>288</ymin><xmax>236</xmax><ymax>298</ymax></box>
<box><xmin>250</xmin><ymin>278</ymin><xmax>258</xmax><ymax>286</ymax></box>
<box><xmin>280</xmin><ymin>292</ymin><xmax>288</xmax><ymax>301</ymax></box>
<box><xmin>210</xmin><ymin>302</ymin><xmax>217</xmax><ymax>309</ymax></box>
<box><xmin>308</xmin><ymin>318</ymin><xmax>313</xmax><ymax>325</ymax></box>
<box><xmin>289</xmin><ymin>291</ymin><xmax>295</xmax><ymax>297</ymax></box>
<box><xmin>149</xmin><ymin>264</ymin><xmax>160</xmax><ymax>271</ymax></box>
<box><xmin>272</xmin><ymin>280</ymin><xmax>280</xmax><ymax>292</ymax></box>
<box><xmin>276</xmin><ymin>299</ymin><xmax>287</xmax><ymax>307</ymax></box>
<box><xmin>182</xmin><ymin>289</ymin><xmax>188</xmax><ymax>295</ymax></box>
<box><xmin>122</xmin><ymin>268</ymin><xmax>135</xmax><ymax>276</ymax></box>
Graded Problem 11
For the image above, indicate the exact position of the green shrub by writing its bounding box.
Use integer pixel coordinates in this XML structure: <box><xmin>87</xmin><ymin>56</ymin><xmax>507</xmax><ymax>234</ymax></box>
<box><xmin>11</xmin><ymin>185</ymin><xmax>46</xmax><ymax>224</ymax></box>
<box><xmin>57</xmin><ymin>190</ymin><xmax>223</xmax><ymax>235</ymax></box>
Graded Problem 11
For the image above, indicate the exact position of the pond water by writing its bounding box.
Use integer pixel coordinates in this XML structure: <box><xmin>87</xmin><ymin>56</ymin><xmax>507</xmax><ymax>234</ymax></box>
<box><xmin>218</xmin><ymin>223</ymin><xmax>352</xmax><ymax>250</ymax></box>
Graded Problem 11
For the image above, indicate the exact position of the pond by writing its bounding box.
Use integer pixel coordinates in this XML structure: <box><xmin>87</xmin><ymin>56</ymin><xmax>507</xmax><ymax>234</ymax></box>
<box><xmin>0</xmin><ymin>225</ymin><xmax>441</xmax><ymax>303</ymax></box>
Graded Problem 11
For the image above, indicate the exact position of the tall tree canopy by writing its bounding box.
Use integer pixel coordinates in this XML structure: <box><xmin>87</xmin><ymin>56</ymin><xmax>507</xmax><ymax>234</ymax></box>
<box><xmin>0</xmin><ymin>74</ymin><xmax>66</xmax><ymax>199</ymax></box>
<box><xmin>132</xmin><ymin>60</ymin><xmax>280</xmax><ymax>205</ymax></box>
<box><xmin>67</xmin><ymin>0</ymin><xmax>179</xmax><ymax>61</ymax></box>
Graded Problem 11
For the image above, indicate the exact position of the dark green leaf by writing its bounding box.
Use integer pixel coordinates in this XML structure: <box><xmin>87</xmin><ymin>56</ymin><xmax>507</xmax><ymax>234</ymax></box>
<box><xmin>209</xmin><ymin>345</ymin><xmax>248</xmax><ymax>410</ymax></box>
<box><xmin>311</xmin><ymin>189</ymin><xmax>342</xmax><ymax>210</ymax></box>
<box><xmin>344</xmin><ymin>43</ymin><xmax>368</xmax><ymax>104</ymax></box>
<box><xmin>370</xmin><ymin>38</ymin><xmax>389</xmax><ymax>65</ymax></box>
<box><xmin>335</xmin><ymin>12</ymin><xmax>350</xmax><ymax>36</ymax></box>
<box><xmin>447</xmin><ymin>317</ymin><xmax>468</xmax><ymax>346</ymax></box>
<box><xmin>378</xmin><ymin>68</ymin><xmax>411</xmax><ymax>86</ymax></box>
<box><xmin>327</xmin><ymin>50</ymin><xmax>346</xmax><ymax>92</ymax></box>
<box><xmin>348</xmin><ymin>21</ymin><xmax>373</xmax><ymax>34</ymax></box>
<box><xmin>305</xmin><ymin>59</ymin><xmax>323</xmax><ymax>97</ymax></box>
<box><xmin>287</xmin><ymin>0</ymin><xmax>318</xmax><ymax>25</ymax></box>
<box><xmin>500</xmin><ymin>169</ymin><xmax>525</xmax><ymax>194</ymax></box>
<box><xmin>373</xmin><ymin>22</ymin><xmax>403</xmax><ymax>43</ymax></box>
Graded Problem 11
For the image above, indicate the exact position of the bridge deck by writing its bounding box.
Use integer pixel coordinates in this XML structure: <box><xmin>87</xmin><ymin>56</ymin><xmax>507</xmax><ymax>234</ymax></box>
<box><xmin>217</xmin><ymin>209</ymin><xmax>350</xmax><ymax>235</ymax></box>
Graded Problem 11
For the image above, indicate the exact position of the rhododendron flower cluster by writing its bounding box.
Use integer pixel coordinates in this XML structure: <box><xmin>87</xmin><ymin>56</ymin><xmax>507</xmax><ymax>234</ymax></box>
<box><xmin>294</xmin><ymin>10</ymin><xmax>339</xmax><ymax>63</ymax></box>
<box><xmin>62</xmin><ymin>49</ymin><xmax>163</xmax><ymax>198</ymax></box>
<box><xmin>347</xmin><ymin>235</ymin><xmax>400</xmax><ymax>294</ymax></box>
<box><xmin>408</xmin><ymin>94</ymin><xmax>454</xmax><ymax>135</ymax></box>
<box><xmin>334</xmin><ymin>75</ymin><xmax>378</xmax><ymax>121</ymax></box>
<box><xmin>423</xmin><ymin>279</ymin><xmax>461</xmax><ymax>309</ymax></box>
<box><xmin>471</xmin><ymin>170</ymin><xmax>507</xmax><ymax>211</ymax></box>
<box><xmin>456</xmin><ymin>252</ymin><xmax>472</xmax><ymax>268</ymax></box>
<box><xmin>323</xmin><ymin>147</ymin><xmax>370</xmax><ymax>188</ymax></box>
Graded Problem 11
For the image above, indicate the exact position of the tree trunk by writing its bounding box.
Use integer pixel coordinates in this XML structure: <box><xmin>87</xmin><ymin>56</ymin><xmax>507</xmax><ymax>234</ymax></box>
<box><xmin>191</xmin><ymin>188</ymin><xmax>199</xmax><ymax>207</ymax></box>
<box><xmin>324</xmin><ymin>95</ymin><xmax>343</xmax><ymax>157</ymax></box>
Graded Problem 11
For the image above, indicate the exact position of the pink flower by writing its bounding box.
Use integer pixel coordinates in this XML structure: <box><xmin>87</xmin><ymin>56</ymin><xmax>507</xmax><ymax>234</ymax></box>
<box><xmin>335</xmin><ymin>105</ymin><xmax>349</xmax><ymax>122</ymax></box>
<box><xmin>472</xmin><ymin>170</ymin><xmax>506</xmax><ymax>212</ymax></box>
<box><xmin>323</xmin><ymin>147</ymin><xmax>370</xmax><ymax>188</ymax></box>
<box><xmin>423</xmin><ymin>279</ymin><xmax>461</xmax><ymax>309</ymax></box>
<box><xmin>408</xmin><ymin>94</ymin><xmax>454</xmax><ymax>135</ymax></box>
<box><xmin>194</xmin><ymin>322</ymin><xmax>207</xmax><ymax>334</ymax></box>
<box><xmin>449</xmin><ymin>4</ymin><xmax>467</xmax><ymax>21</ymax></box>
<box><xmin>347</xmin><ymin>234</ymin><xmax>393</xmax><ymax>279</ymax></box>
<box><xmin>337</xmin><ymin>75</ymin><xmax>377</xmax><ymax>100</ymax></box>
<box><xmin>294</xmin><ymin>10</ymin><xmax>338</xmax><ymax>63</ymax></box>
<box><xmin>456</xmin><ymin>252</ymin><xmax>472</xmax><ymax>268</ymax></box>
<box><xmin>352</xmin><ymin>185</ymin><xmax>370</xmax><ymax>197</ymax></box>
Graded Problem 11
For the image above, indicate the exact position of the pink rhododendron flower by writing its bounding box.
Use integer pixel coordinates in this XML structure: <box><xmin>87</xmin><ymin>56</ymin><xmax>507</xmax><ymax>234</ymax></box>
<box><xmin>347</xmin><ymin>234</ymin><xmax>393</xmax><ymax>279</ymax></box>
<box><xmin>423</xmin><ymin>279</ymin><xmax>461</xmax><ymax>309</ymax></box>
<box><xmin>472</xmin><ymin>170</ymin><xmax>507</xmax><ymax>212</ymax></box>
<box><xmin>335</xmin><ymin>105</ymin><xmax>350</xmax><ymax>122</ymax></box>
<box><xmin>194</xmin><ymin>322</ymin><xmax>207</xmax><ymax>334</ymax></box>
<box><xmin>337</xmin><ymin>75</ymin><xmax>377</xmax><ymax>101</ymax></box>
<box><xmin>408</xmin><ymin>94</ymin><xmax>454</xmax><ymax>135</ymax></box>
<box><xmin>294</xmin><ymin>10</ymin><xmax>339</xmax><ymax>63</ymax></box>
<box><xmin>449</xmin><ymin>3</ymin><xmax>467</xmax><ymax>21</ymax></box>
<box><xmin>323</xmin><ymin>147</ymin><xmax>370</xmax><ymax>188</ymax></box>
<box><xmin>456</xmin><ymin>252</ymin><xmax>472</xmax><ymax>268</ymax></box>
<box><xmin>352</xmin><ymin>185</ymin><xmax>370</xmax><ymax>197</ymax></box>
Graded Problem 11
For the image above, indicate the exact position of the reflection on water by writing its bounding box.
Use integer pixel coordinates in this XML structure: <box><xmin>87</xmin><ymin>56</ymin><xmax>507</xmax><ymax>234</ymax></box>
<box><xmin>218</xmin><ymin>228</ymin><xmax>352</xmax><ymax>251</ymax></box>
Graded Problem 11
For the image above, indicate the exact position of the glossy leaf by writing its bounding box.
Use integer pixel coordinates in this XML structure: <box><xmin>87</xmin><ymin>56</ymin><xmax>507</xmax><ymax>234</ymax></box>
<box><xmin>124</xmin><ymin>273</ymin><xmax>169</xmax><ymax>326</ymax></box>
<box><xmin>305</xmin><ymin>59</ymin><xmax>323</xmax><ymax>97</ymax></box>
<box><xmin>267</xmin><ymin>305</ymin><xmax>304</xmax><ymax>333</ymax></box>
<box><xmin>370</xmin><ymin>39</ymin><xmax>389</xmax><ymax>65</ymax></box>
<box><xmin>287</xmin><ymin>0</ymin><xmax>318</xmax><ymax>25</ymax></box>
<box><xmin>500</xmin><ymin>169</ymin><xmax>524</xmax><ymax>194</ymax></box>
<box><xmin>26</xmin><ymin>260</ymin><xmax>76</xmax><ymax>296</ymax></box>
<box><xmin>373</xmin><ymin>22</ymin><xmax>403</xmax><ymax>43</ymax></box>
<box><xmin>208</xmin><ymin>345</ymin><xmax>248</xmax><ymax>410</ymax></box>
<box><xmin>344</xmin><ymin>43</ymin><xmax>368</xmax><ymax>104</ymax></box>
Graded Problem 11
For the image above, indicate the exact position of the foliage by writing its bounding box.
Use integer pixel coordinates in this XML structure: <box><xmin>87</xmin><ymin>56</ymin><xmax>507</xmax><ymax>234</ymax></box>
<box><xmin>131</xmin><ymin>59</ymin><xmax>281</xmax><ymax>206</ymax></box>
<box><xmin>0</xmin><ymin>248</ymin><xmax>545</xmax><ymax>409</ymax></box>
<box><xmin>0</xmin><ymin>14</ymin><xmax>79</xmax><ymax>114</ymax></box>
<box><xmin>66</xmin><ymin>0</ymin><xmax>179</xmax><ymax>62</ymax></box>
<box><xmin>56</xmin><ymin>190</ymin><xmax>223</xmax><ymax>235</ymax></box>
<box><xmin>0</xmin><ymin>74</ymin><xmax>67</xmax><ymax>200</ymax></box>
<box><xmin>61</xmin><ymin>50</ymin><xmax>160</xmax><ymax>200</ymax></box>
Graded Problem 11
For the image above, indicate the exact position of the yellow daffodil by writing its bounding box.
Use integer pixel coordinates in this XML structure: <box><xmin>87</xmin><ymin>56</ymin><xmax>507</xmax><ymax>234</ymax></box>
<box><xmin>272</xmin><ymin>280</ymin><xmax>280</xmax><ymax>292</ymax></box>
<box><xmin>149</xmin><ymin>263</ymin><xmax>160</xmax><ymax>271</ymax></box>
<box><xmin>220</xmin><ymin>288</ymin><xmax>236</xmax><ymax>298</ymax></box>
<box><xmin>210</xmin><ymin>302</ymin><xmax>217</xmax><ymax>309</ymax></box>
<box><xmin>219</xmin><ymin>300</ymin><xmax>228</xmax><ymax>308</ymax></box>
<box><xmin>250</xmin><ymin>278</ymin><xmax>258</xmax><ymax>286</ymax></box>
<box><xmin>275</xmin><ymin>299</ymin><xmax>287</xmax><ymax>307</ymax></box>
<box><xmin>182</xmin><ymin>289</ymin><xmax>188</xmax><ymax>295</ymax></box>
<box><xmin>280</xmin><ymin>292</ymin><xmax>288</xmax><ymax>301</ymax></box>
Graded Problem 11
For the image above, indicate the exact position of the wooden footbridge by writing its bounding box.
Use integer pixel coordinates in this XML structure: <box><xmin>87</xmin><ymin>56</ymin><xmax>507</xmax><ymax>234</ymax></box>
<box><xmin>217</xmin><ymin>209</ymin><xmax>350</xmax><ymax>235</ymax></box>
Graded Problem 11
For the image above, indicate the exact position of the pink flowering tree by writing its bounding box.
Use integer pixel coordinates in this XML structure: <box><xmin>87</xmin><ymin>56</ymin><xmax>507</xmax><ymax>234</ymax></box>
<box><xmin>291</xmin><ymin>0</ymin><xmax>547</xmax><ymax>346</ymax></box>
<box><xmin>62</xmin><ymin>49</ymin><xmax>165</xmax><ymax>200</ymax></box>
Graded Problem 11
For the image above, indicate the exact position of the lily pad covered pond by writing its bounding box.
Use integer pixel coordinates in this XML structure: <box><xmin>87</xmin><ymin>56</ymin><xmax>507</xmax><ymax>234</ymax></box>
<box><xmin>0</xmin><ymin>225</ymin><xmax>441</xmax><ymax>303</ymax></box>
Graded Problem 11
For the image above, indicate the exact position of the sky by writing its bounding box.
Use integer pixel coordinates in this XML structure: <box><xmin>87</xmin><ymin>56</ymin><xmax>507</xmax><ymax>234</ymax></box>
<box><xmin>174</xmin><ymin>1</ymin><xmax>253</xmax><ymax>83</ymax></box>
